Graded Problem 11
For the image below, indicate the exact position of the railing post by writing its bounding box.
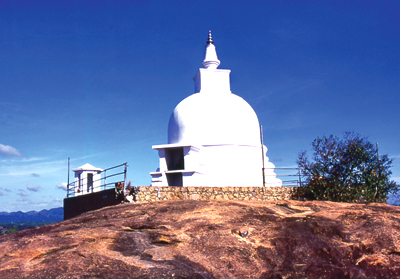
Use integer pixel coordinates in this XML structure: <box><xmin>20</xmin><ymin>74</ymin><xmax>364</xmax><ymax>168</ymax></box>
<box><xmin>104</xmin><ymin>170</ymin><xmax>107</xmax><ymax>190</ymax></box>
<box><xmin>124</xmin><ymin>163</ymin><xmax>127</xmax><ymax>187</ymax></box>
<box><xmin>81</xmin><ymin>176</ymin><xmax>83</xmax><ymax>195</ymax></box>
<box><xmin>298</xmin><ymin>168</ymin><xmax>302</xmax><ymax>187</ymax></box>
<box><xmin>67</xmin><ymin>157</ymin><xmax>70</xmax><ymax>198</ymax></box>
<box><xmin>260</xmin><ymin>125</ymin><xmax>266</xmax><ymax>187</ymax></box>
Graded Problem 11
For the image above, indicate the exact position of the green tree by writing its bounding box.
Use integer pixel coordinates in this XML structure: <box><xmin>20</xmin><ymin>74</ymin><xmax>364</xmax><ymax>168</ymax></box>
<box><xmin>297</xmin><ymin>132</ymin><xmax>399</xmax><ymax>203</ymax></box>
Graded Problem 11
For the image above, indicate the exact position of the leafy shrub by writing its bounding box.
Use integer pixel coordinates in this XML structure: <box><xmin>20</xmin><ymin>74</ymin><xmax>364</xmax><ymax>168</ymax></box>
<box><xmin>297</xmin><ymin>132</ymin><xmax>399</xmax><ymax>203</ymax></box>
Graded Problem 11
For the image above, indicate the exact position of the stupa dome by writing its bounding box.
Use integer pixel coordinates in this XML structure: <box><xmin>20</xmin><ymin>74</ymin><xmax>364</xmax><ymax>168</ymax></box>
<box><xmin>150</xmin><ymin>31</ymin><xmax>281</xmax><ymax>187</ymax></box>
<box><xmin>168</xmin><ymin>92</ymin><xmax>261</xmax><ymax>146</ymax></box>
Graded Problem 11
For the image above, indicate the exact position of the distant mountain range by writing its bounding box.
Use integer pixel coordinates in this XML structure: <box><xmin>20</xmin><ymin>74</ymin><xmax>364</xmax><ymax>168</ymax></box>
<box><xmin>0</xmin><ymin>207</ymin><xmax>63</xmax><ymax>223</ymax></box>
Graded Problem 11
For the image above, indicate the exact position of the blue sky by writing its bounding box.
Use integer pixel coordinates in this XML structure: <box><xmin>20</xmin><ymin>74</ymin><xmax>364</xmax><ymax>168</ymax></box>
<box><xmin>1</xmin><ymin>0</ymin><xmax>399</xmax><ymax>212</ymax></box>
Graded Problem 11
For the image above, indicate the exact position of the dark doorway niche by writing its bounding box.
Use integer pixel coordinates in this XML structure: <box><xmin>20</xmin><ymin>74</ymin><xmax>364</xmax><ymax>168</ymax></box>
<box><xmin>166</xmin><ymin>172</ymin><xmax>183</xmax><ymax>186</ymax></box>
<box><xmin>165</xmin><ymin>147</ymin><xmax>184</xmax><ymax>170</ymax></box>
<box><xmin>87</xmin><ymin>173</ymin><xmax>93</xmax><ymax>192</ymax></box>
<box><xmin>78</xmin><ymin>173</ymin><xmax>82</xmax><ymax>192</ymax></box>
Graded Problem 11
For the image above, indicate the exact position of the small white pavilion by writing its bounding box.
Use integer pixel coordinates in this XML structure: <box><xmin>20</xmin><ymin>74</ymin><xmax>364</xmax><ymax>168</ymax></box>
<box><xmin>150</xmin><ymin>31</ymin><xmax>281</xmax><ymax>187</ymax></box>
<box><xmin>72</xmin><ymin>163</ymin><xmax>103</xmax><ymax>194</ymax></box>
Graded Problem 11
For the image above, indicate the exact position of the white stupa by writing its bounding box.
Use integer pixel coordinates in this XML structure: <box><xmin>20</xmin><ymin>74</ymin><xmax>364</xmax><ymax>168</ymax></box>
<box><xmin>150</xmin><ymin>31</ymin><xmax>281</xmax><ymax>187</ymax></box>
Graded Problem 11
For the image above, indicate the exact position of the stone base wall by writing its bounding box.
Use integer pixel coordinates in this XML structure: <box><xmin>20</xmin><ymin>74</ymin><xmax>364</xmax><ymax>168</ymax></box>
<box><xmin>129</xmin><ymin>186</ymin><xmax>296</xmax><ymax>202</ymax></box>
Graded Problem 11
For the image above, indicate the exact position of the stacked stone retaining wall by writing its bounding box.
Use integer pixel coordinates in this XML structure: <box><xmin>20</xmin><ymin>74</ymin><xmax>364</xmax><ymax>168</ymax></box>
<box><xmin>129</xmin><ymin>186</ymin><xmax>296</xmax><ymax>202</ymax></box>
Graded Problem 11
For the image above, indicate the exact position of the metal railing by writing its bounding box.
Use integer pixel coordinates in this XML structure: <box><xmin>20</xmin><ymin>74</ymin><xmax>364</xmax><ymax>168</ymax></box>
<box><xmin>66</xmin><ymin>162</ymin><xmax>127</xmax><ymax>198</ymax></box>
<box><xmin>265</xmin><ymin>167</ymin><xmax>305</xmax><ymax>187</ymax></box>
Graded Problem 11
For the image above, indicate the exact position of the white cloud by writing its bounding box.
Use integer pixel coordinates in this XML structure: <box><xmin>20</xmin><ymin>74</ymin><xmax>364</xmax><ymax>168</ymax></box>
<box><xmin>27</xmin><ymin>184</ymin><xmax>40</xmax><ymax>192</ymax></box>
<box><xmin>16</xmin><ymin>197</ymin><xmax>30</xmax><ymax>203</ymax></box>
<box><xmin>56</xmin><ymin>182</ymin><xmax>68</xmax><ymax>191</ymax></box>
<box><xmin>9</xmin><ymin>196</ymin><xmax>63</xmax><ymax>211</ymax></box>
<box><xmin>17</xmin><ymin>189</ymin><xmax>28</xmax><ymax>197</ymax></box>
<box><xmin>0</xmin><ymin>144</ymin><xmax>25</xmax><ymax>158</ymax></box>
<box><xmin>0</xmin><ymin>157</ymin><xmax>65</xmax><ymax>177</ymax></box>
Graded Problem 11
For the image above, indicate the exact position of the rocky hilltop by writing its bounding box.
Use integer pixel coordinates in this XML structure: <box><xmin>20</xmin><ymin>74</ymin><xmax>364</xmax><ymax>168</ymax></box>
<box><xmin>0</xmin><ymin>200</ymin><xmax>399</xmax><ymax>278</ymax></box>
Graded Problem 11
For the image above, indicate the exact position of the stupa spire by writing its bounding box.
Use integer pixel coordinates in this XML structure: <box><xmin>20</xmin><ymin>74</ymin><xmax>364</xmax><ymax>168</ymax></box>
<box><xmin>206</xmin><ymin>30</ymin><xmax>214</xmax><ymax>44</ymax></box>
<box><xmin>202</xmin><ymin>30</ymin><xmax>220</xmax><ymax>69</ymax></box>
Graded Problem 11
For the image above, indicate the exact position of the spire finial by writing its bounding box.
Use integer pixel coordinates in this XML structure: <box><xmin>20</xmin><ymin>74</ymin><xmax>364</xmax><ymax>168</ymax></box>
<box><xmin>202</xmin><ymin>30</ymin><xmax>220</xmax><ymax>69</ymax></box>
<box><xmin>206</xmin><ymin>30</ymin><xmax>214</xmax><ymax>45</ymax></box>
